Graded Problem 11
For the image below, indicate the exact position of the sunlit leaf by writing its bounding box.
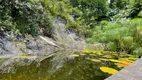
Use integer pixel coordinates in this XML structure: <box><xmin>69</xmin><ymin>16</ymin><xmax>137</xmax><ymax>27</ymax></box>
<box><xmin>100</xmin><ymin>58</ymin><xmax>109</xmax><ymax>61</ymax></box>
<box><xmin>100</xmin><ymin>66</ymin><xmax>118</xmax><ymax>74</ymax></box>
<box><xmin>111</xmin><ymin>53</ymin><xmax>118</xmax><ymax>56</ymax></box>
<box><xmin>82</xmin><ymin>49</ymin><xmax>89</xmax><ymax>53</ymax></box>
<box><xmin>91</xmin><ymin>50</ymin><xmax>103</xmax><ymax>55</ymax></box>
<box><xmin>103</xmin><ymin>55</ymin><xmax>112</xmax><ymax>58</ymax></box>
<box><xmin>91</xmin><ymin>59</ymin><xmax>101</xmax><ymax>62</ymax></box>
<box><xmin>119</xmin><ymin>58</ymin><xmax>134</xmax><ymax>63</ymax></box>
<box><xmin>109</xmin><ymin>59</ymin><xmax>120</xmax><ymax>63</ymax></box>
<box><xmin>115</xmin><ymin>63</ymin><xmax>126</xmax><ymax>68</ymax></box>
<box><xmin>128</xmin><ymin>58</ymin><xmax>138</xmax><ymax>61</ymax></box>
<box><xmin>97</xmin><ymin>51</ymin><xmax>103</xmax><ymax>55</ymax></box>
<box><xmin>72</xmin><ymin>54</ymin><xmax>79</xmax><ymax>57</ymax></box>
<box><xmin>89</xmin><ymin>54</ymin><xmax>96</xmax><ymax>56</ymax></box>
<box><xmin>115</xmin><ymin>61</ymin><xmax>131</xmax><ymax>68</ymax></box>
<box><xmin>120</xmin><ymin>61</ymin><xmax>131</xmax><ymax>66</ymax></box>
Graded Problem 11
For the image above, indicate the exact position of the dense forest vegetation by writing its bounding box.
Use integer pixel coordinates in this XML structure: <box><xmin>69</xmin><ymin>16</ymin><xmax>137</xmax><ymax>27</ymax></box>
<box><xmin>0</xmin><ymin>0</ymin><xmax>142</xmax><ymax>56</ymax></box>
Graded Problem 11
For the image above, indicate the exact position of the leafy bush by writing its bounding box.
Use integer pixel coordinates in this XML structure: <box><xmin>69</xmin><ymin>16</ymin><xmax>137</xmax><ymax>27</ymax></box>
<box><xmin>0</xmin><ymin>0</ymin><xmax>85</xmax><ymax>36</ymax></box>
<box><xmin>42</xmin><ymin>0</ymin><xmax>88</xmax><ymax>35</ymax></box>
<box><xmin>70</xmin><ymin>0</ymin><xmax>108</xmax><ymax>27</ymax></box>
<box><xmin>87</xmin><ymin>18</ymin><xmax>142</xmax><ymax>54</ymax></box>
<box><xmin>109</xmin><ymin>0</ymin><xmax>129</xmax><ymax>9</ymax></box>
<box><xmin>130</xmin><ymin>0</ymin><xmax>142</xmax><ymax>7</ymax></box>
<box><xmin>121</xmin><ymin>36</ymin><xmax>134</xmax><ymax>47</ymax></box>
<box><xmin>133</xmin><ymin>47</ymin><xmax>142</xmax><ymax>56</ymax></box>
<box><xmin>106</xmin><ymin>42</ymin><xmax>117</xmax><ymax>51</ymax></box>
<box><xmin>0</xmin><ymin>0</ymin><xmax>45</xmax><ymax>35</ymax></box>
<box><xmin>138</xmin><ymin>11</ymin><xmax>142</xmax><ymax>17</ymax></box>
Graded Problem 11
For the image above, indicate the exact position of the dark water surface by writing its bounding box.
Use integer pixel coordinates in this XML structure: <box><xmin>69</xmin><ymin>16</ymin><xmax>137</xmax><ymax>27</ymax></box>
<box><xmin>0</xmin><ymin>50</ymin><xmax>137</xmax><ymax>80</ymax></box>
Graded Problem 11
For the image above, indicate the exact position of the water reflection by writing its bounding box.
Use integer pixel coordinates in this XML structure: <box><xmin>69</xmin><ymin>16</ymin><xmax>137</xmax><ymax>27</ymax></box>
<box><xmin>0</xmin><ymin>50</ymin><xmax>135</xmax><ymax>80</ymax></box>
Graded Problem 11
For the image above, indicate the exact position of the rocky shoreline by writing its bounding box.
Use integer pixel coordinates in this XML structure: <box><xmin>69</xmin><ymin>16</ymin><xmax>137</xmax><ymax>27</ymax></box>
<box><xmin>0</xmin><ymin>17</ymin><xmax>85</xmax><ymax>58</ymax></box>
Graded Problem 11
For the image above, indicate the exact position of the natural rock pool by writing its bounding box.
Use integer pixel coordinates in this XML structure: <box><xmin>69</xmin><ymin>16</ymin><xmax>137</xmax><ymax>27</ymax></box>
<box><xmin>0</xmin><ymin>50</ymin><xmax>138</xmax><ymax>80</ymax></box>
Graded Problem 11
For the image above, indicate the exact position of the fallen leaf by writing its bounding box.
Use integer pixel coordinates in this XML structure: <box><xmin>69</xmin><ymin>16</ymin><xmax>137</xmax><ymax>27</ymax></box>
<box><xmin>109</xmin><ymin>59</ymin><xmax>120</xmax><ymax>63</ymax></box>
<box><xmin>91</xmin><ymin>59</ymin><xmax>101</xmax><ymax>62</ymax></box>
<box><xmin>119</xmin><ymin>58</ymin><xmax>134</xmax><ymax>63</ymax></box>
<box><xmin>97</xmin><ymin>51</ymin><xmax>103</xmax><ymax>55</ymax></box>
<box><xmin>82</xmin><ymin>49</ymin><xmax>89</xmax><ymax>53</ymax></box>
<box><xmin>103</xmin><ymin>55</ymin><xmax>113</xmax><ymax>58</ymax></box>
<box><xmin>100</xmin><ymin>66</ymin><xmax>118</xmax><ymax>74</ymax></box>
<box><xmin>72</xmin><ymin>54</ymin><xmax>79</xmax><ymax>57</ymax></box>
<box><xmin>128</xmin><ymin>58</ymin><xmax>138</xmax><ymax>61</ymax></box>
<box><xmin>120</xmin><ymin>61</ymin><xmax>131</xmax><ymax>66</ymax></box>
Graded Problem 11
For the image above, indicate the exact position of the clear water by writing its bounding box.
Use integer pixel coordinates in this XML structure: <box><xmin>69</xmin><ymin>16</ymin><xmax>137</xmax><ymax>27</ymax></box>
<box><xmin>0</xmin><ymin>50</ymin><xmax>137</xmax><ymax>80</ymax></box>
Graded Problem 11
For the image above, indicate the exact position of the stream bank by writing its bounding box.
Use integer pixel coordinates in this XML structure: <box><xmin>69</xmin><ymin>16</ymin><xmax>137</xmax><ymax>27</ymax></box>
<box><xmin>0</xmin><ymin>17</ymin><xmax>86</xmax><ymax>76</ymax></box>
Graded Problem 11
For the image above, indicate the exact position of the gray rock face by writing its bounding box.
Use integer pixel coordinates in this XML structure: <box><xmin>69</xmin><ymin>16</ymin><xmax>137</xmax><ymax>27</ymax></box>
<box><xmin>24</xmin><ymin>36</ymin><xmax>60</xmax><ymax>55</ymax></box>
<box><xmin>0</xmin><ymin>17</ymin><xmax>85</xmax><ymax>58</ymax></box>
<box><xmin>0</xmin><ymin>31</ymin><xmax>60</xmax><ymax>57</ymax></box>
<box><xmin>53</xmin><ymin>17</ymin><xmax>86</xmax><ymax>50</ymax></box>
<box><xmin>0</xmin><ymin>35</ymin><xmax>18</xmax><ymax>56</ymax></box>
<box><xmin>106</xmin><ymin>58</ymin><xmax>142</xmax><ymax>80</ymax></box>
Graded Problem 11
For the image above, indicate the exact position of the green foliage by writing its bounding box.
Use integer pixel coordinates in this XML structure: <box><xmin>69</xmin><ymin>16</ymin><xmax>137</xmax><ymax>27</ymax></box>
<box><xmin>70</xmin><ymin>0</ymin><xmax>108</xmax><ymax>27</ymax></box>
<box><xmin>121</xmin><ymin>36</ymin><xmax>134</xmax><ymax>48</ymax></box>
<box><xmin>0</xmin><ymin>20</ymin><xmax>16</xmax><ymax>30</ymax></box>
<box><xmin>133</xmin><ymin>47</ymin><xmax>142</xmax><ymax>56</ymax></box>
<box><xmin>0</xmin><ymin>0</ymin><xmax>45</xmax><ymax>36</ymax></box>
<box><xmin>109</xmin><ymin>0</ymin><xmax>129</xmax><ymax>9</ymax></box>
<box><xmin>87</xmin><ymin>18</ymin><xmax>142</xmax><ymax>54</ymax></box>
<box><xmin>130</xmin><ymin>0</ymin><xmax>142</xmax><ymax>7</ymax></box>
<box><xmin>42</xmin><ymin>0</ymin><xmax>88</xmax><ymax>35</ymax></box>
<box><xmin>107</xmin><ymin>0</ymin><xmax>142</xmax><ymax>21</ymax></box>
<box><xmin>128</xmin><ymin>0</ymin><xmax>142</xmax><ymax>18</ymax></box>
<box><xmin>0</xmin><ymin>0</ymin><xmax>85</xmax><ymax>36</ymax></box>
<box><xmin>138</xmin><ymin>11</ymin><xmax>142</xmax><ymax>17</ymax></box>
<box><xmin>106</xmin><ymin>42</ymin><xmax>116</xmax><ymax>51</ymax></box>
